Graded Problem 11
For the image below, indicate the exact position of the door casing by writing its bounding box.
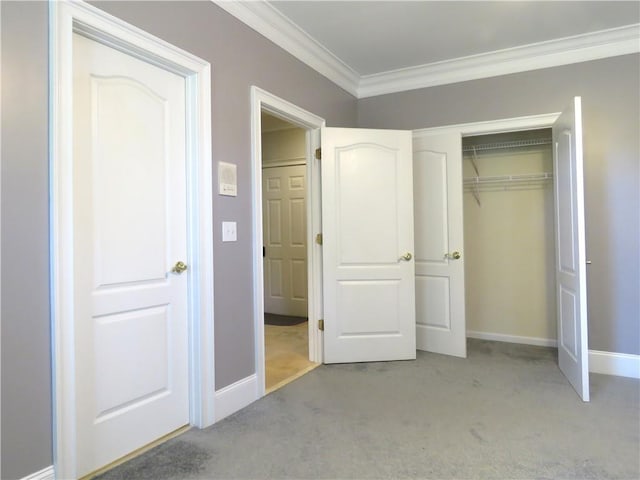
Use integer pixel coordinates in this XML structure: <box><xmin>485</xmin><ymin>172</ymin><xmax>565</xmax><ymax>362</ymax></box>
<box><xmin>50</xmin><ymin>2</ymin><xmax>214</xmax><ymax>477</ymax></box>
<box><xmin>250</xmin><ymin>87</ymin><xmax>325</xmax><ymax>397</ymax></box>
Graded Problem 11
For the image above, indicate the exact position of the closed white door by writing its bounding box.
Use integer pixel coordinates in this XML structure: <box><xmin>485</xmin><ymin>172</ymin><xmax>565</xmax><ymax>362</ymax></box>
<box><xmin>322</xmin><ymin>128</ymin><xmax>416</xmax><ymax>363</ymax></box>
<box><xmin>73</xmin><ymin>33</ymin><xmax>189</xmax><ymax>476</ymax></box>
<box><xmin>262</xmin><ymin>164</ymin><xmax>308</xmax><ymax>317</ymax></box>
<box><xmin>413</xmin><ymin>133</ymin><xmax>467</xmax><ymax>358</ymax></box>
<box><xmin>553</xmin><ymin>97</ymin><xmax>589</xmax><ymax>401</ymax></box>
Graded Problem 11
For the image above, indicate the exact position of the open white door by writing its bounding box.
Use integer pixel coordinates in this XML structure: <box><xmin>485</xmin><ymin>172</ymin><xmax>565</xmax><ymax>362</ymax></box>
<box><xmin>322</xmin><ymin>128</ymin><xmax>416</xmax><ymax>363</ymax></box>
<box><xmin>413</xmin><ymin>133</ymin><xmax>466</xmax><ymax>357</ymax></box>
<box><xmin>553</xmin><ymin>97</ymin><xmax>589</xmax><ymax>401</ymax></box>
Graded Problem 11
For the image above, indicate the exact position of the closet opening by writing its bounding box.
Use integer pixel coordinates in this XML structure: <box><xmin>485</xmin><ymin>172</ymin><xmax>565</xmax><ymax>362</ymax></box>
<box><xmin>461</xmin><ymin>129</ymin><xmax>558</xmax><ymax>349</ymax></box>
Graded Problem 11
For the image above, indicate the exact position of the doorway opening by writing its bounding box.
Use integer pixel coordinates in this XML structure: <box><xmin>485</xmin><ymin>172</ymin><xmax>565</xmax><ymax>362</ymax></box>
<box><xmin>413</xmin><ymin>106</ymin><xmax>589</xmax><ymax>401</ymax></box>
<box><xmin>462</xmin><ymin>129</ymin><xmax>558</xmax><ymax>349</ymax></box>
<box><xmin>250</xmin><ymin>87</ymin><xmax>325</xmax><ymax>398</ymax></box>
<box><xmin>260</xmin><ymin>112</ymin><xmax>318</xmax><ymax>392</ymax></box>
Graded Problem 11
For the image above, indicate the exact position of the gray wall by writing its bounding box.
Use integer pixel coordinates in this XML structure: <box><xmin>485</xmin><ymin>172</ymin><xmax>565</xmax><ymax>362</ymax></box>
<box><xmin>358</xmin><ymin>54</ymin><xmax>640</xmax><ymax>356</ymax></box>
<box><xmin>0</xmin><ymin>1</ymin><xmax>356</xmax><ymax>478</ymax></box>
<box><xmin>1</xmin><ymin>2</ymin><xmax>52</xmax><ymax>479</ymax></box>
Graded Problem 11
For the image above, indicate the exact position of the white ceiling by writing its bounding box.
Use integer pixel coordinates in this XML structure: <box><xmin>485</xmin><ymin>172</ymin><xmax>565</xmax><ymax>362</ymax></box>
<box><xmin>216</xmin><ymin>1</ymin><xmax>640</xmax><ymax>98</ymax></box>
<box><xmin>270</xmin><ymin>1</ymin><xmax>640</xmax><ymax>75</ymax></box>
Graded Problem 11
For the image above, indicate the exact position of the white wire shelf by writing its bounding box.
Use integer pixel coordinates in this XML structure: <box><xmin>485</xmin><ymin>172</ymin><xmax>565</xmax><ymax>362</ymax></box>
<box><xmin>464</xmin><ymin>172</ymin><xmax>553</xmax><ymax>191</ymax></box>
<box><xmin>463</xmin><ymin>138</ymin><xmax>552</xmax><ymax>153</ymax></box>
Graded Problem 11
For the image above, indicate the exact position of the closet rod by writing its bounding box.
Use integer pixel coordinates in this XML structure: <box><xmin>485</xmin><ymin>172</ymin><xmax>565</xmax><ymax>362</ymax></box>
<box><xmin>462</xmin><ymin>137</ymin><xmax>551</xmax><ymax>153</ymax></box>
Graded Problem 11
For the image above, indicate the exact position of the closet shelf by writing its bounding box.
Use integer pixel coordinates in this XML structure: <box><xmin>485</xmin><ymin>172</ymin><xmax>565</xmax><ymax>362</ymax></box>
<box><xmin>463</xmin><ymin>138</ymin><xmax>552</xmax><ymax>153</ymax></box>
<box><xmin>464</xmin><ymin>172</ymin><xmax>553</xmax><ymax>190</ymax></box>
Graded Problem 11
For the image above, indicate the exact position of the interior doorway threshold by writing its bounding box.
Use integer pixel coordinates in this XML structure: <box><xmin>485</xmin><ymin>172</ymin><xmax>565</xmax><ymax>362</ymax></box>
<box><xmin>266</xmin><ymin>363</ymin><xmax>320</xmax><ymax>395</ymax></box>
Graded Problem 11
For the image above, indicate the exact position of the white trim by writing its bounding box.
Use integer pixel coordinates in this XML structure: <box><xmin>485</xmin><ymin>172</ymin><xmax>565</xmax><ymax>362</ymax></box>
<box><xmin>467</xmin><ymin>333</ymin><xmax>640</xmax><ymax>379</ymax></box>
<box><xmin>250</xmin><ymin>87</ymin><xmax>325</xmax><ymax>399</ymax></box>
<box><xmin>214</xmin><ymin>374</ymin><xmax>259</xmax><ymax>422</ymax></box>
<box><xmin>359</xmin><ymin>24</ymin><xmax>640</xmax><ymax>98</ymax></box>
<box><xmin>589</xmin><ymin>350</ymin><xmax>640</xmax><ymax>379</ymax></box>
<box><xmin>213</xmin><ymin>1</ymin><xmax>359</xmax><ymax>96</ymax></box>
<box><xmin>208</xmin><ymin>2</ymin><xmax>639</xmax><ymax>99</ymax></box>
<box><xmin>50</xmin><ymin>2</ymin><xmax>214</xmax><ymax>478</ymax></box>
<box><xmin>413</xmin><ymin>113</ymin><xmax>561</xmax><ymax>139</ymax></box>
<box><xmin>19</xmin><ymin>466</ymin><xmax>55</xmax><ymax>480</ymax></box>
<box><xmin>467</xmin><ymin>331</ymin><xmax>558</xmax><ymax>348</ymax></box>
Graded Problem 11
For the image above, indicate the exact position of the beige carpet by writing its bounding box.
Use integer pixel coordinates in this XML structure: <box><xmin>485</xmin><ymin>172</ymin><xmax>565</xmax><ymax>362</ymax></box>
<box><xmin>264</xmin><ymin>321</ymin><xmax>318</xmax><ymax>392</ymax></box>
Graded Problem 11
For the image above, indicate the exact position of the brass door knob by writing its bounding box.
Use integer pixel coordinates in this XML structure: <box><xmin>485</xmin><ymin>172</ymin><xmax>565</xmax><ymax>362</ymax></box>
<box><xmin>399</xmin><ymin>252</ymin><xmax>413</xmax><ymax>261</ymax></box>
<box><xmin>172</xmin><ymin>261</ymin><xmax>188</xmax><ymax>274</ymax></box>
<box><xmin>445</xmin><ymin>251</ymin><xmax>461</xmax><ymax>260</ymax></box>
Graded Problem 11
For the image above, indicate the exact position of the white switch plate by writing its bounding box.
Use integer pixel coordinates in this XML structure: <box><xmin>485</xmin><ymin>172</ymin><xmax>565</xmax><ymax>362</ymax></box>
<box><xmin>222</xmin><ymin>221</ymin><xmax>237</xmax><ymax>242</ymax></box>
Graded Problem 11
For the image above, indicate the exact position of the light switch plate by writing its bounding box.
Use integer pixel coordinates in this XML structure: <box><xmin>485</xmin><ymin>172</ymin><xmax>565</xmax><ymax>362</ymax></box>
<box><xmin>222</xmin><ymin>221</ymin><xmax>237</xmax><ymax>242</ymax></box>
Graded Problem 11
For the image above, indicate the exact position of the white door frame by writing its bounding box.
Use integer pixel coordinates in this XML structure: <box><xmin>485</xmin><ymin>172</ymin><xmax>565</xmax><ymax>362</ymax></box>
<box><xmin>250</xmin><ymin>87</ymin><xmax>325</xmax><ymax>397</ymax></box>
<box><xmin>50</xmin><ymin>2</ymin><xmax>214</xmax><ymax>478</ymax></box>
<box><xmin>413</xmin><ymin>113</ymin><xmax>560</xmax><ymax>140</ymax></box>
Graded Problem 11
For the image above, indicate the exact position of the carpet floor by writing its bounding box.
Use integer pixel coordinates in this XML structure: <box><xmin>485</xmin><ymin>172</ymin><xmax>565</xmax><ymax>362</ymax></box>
<box><xmin>96</xmin><ymin>340</ymin><xmax>640</xmax><ymax>480</ymax></box>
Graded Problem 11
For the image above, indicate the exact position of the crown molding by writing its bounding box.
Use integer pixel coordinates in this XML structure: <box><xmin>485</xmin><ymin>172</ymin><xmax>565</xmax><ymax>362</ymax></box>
<box><xmin>213</xmin><ymin>1</ymin><xmax>639</xmax><ymax>100</ymax></box>
<box><xmin>213</xmin><ymin>0</ymin><xmax>360</xmax><ymax>96</ymax></box>
<box><xmin>358</xmin><ymin>24</ymin><xmax>640</xmax><ymax>98</ymax></box>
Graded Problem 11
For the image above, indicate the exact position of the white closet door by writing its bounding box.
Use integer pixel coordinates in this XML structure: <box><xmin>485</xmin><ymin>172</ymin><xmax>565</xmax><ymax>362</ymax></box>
<box><xmin>553</xmin><ymin>97</ymin><xmax>589</xmax><ymax>401</ymax></box>
<box><xmin>413</xmin><ymin>132</ymin><xmax>466</xmax><ymax>357</ymax></box>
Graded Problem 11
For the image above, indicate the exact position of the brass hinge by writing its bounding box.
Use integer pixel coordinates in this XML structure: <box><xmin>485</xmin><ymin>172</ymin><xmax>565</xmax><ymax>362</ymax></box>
<box><xmin>315</xmin><ymin>233</ymin><xmax>323</xmax><ymax>245</ymax></box>
<box><xmin>315</xmin><ymin>147</ymin><xmax>321</xmax><ymax>160</ymax></box>
<box><xmin>318</xmin><ymin>319</ymin><xmax>324</xmax><ymax>331</ymax></box>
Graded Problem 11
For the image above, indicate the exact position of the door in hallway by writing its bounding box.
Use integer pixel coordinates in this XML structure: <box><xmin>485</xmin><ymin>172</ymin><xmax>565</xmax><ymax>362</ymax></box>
<box><xmin>73</xmin><ymin>32</ymin><xmax>190</xmax><ymax>476</ymax></box>
<box><xmin>262</xmin><ymin>164</ymin><xmax>308</xmax><ymax>317</ymax></box>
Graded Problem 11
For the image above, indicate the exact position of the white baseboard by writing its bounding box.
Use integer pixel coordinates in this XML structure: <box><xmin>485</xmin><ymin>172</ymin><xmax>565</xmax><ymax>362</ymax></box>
<box><xmin>20</xmin><ymin>466</ymin><xmax>54</xmax><ymax>480</ymax></box>
<box><xmin>589</xmin><ymin>350</ymin><xmax>640</xmax><ymax>379</ymax></box>
<box><xmin>467</xmin><ymin>330</ymin><xmax>558</xmax><ymax>347</ymax></box>
<box><xmin>214</xmin><ymin>373</ymin><xmax>259</xmax><ymax>422</ymax></box>
<box><xmin>467</xmin><ymin>331</ymin><xmax>640</xmax><ymax>379</ymax></box>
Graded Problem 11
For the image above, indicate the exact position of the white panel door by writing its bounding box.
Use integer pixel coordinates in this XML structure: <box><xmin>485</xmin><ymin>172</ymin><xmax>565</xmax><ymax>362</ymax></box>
<box><xmin>262</xmin><ymin>164</ymin><xmax>308</xmax><ymax>317</ymax></box>
<box><xmin>322</xmin><ymin>128</ymin><xmax>416</xmax><ymax>363</ymax></box>
<box><xmin>553</xmin><ymin>97</ymin><xmax>589</xmax><ymax>401</ymax></box>
<box><xmin>413</xmin><ymin>133</ymin><xmax>466</xmax><ymax>357</ymax></box>
<box><xmin>73</xmin><ymin>33</ymin><xmax>189</xmax><ymax>476</ymax></box>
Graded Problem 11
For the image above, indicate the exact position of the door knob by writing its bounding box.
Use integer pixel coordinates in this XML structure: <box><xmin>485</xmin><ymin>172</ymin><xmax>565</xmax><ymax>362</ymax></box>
<box><xmin>171</xmin><ymin>261</ymin><xmax>188</xmax><ymax>274</ymax></box>
<box><xmin>399</xmin><ymin>252</ymin><xmax>413</xmax><ymax>261</ymax></box>
<box><xmin>445</xmin><ymin>251</ymin><xmax>461</xmax><ymax>260</ymax></box>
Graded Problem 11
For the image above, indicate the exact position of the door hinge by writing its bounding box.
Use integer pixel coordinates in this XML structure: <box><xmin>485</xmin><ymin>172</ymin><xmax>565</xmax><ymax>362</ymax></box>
<box><xmin>318</xmin><ymin>319</ymin><xmax>324</xmax><ymax>331</ymax></box>
<box><xmin>315</xmin><ymin>233</ymin><xmax>323</xmax><ymax>245</ymax></box>
<box><xmin>315</xmin><ymin>147</ymin><xmax>321</xmax><ymax>160</ymax></box>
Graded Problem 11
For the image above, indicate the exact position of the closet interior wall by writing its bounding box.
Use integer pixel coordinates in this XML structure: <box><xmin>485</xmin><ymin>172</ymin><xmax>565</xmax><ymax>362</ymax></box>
<box><xmin>463</xmin><ymin>129</ymin><xmax>556</xmax><ymax>344</ymax></box>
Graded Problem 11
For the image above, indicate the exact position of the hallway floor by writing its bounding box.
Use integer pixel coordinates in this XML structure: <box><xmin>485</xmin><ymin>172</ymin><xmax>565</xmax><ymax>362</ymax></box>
<box><xmin>264</xmin><ymin>321</ymin><xmax>318</xmax><ymax>392</ymax></box>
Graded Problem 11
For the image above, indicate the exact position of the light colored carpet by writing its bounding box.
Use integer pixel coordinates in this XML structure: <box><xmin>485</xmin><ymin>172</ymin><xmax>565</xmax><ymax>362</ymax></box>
<box><xmin>96</xmin><ymin>340</ymin><xmax>640</xmax><ymax>479</ymax></box>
